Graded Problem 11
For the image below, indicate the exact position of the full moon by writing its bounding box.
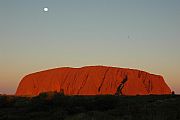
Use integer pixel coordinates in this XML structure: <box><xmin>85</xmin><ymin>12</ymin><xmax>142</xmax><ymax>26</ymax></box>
<box><xmin>43</xmin><ymin>7</ymin><xmax>48</xmax><ymax>12</ymax></box>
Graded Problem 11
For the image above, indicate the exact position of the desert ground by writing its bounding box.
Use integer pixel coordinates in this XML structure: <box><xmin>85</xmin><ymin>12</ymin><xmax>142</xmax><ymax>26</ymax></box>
<box><xmin>0</xmin><ymin>93</ymin><xmax>179</xmax><ymax>120</ymax></box>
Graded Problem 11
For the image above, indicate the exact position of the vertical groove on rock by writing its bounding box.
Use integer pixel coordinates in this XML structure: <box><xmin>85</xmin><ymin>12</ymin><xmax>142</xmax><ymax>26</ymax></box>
<box><xmin>149</xmin><ymin>79</ymin><xmax>152</xmax><ymax>92</ymax></box>
<box><xmin>138</xmin><ymin>71</ymin><xmax>141</xmax><ymax>78</ymax></box>
<box><xmin>114</xmin><ymin>69</ymin><xmax>120</xmax><ymax>86</ymax></box>
<box><xmin>69</xmin><ymin>70</ymin><xmax>78</xmax><ymax>94</ymax></box>
<box><xmin>61</xmin><ymin>70</ymin><xmax>71</xmax><ymax>89</ymax></box>
<box><xmin>33</xmin><ymin>78</ymin><xmax>36</xmax><ymax>94</ymax></box>
<box><xmin>48</xmin><ymin>73</ymin><xmax>54</xmax><ymax>91</ymax></box>
<box><xmin>142</xmin><ymin>72</ymin><xmax>149</xmax><ymax>93</ymax></box>
<box><xmin>77</xmin><ymin>73</ymin><xmax>89</xmax><ymax>94</ymax></box>
<box><xmin>54</xmin><ymin>71</ymin><xmax>61</xmax><ymax>91</ymax></box>
<box><xmin>66</xmin><ymin>71</ymin><xmax>74</xmax><ymax>94</ymax></box>
<box><xmin>148</xmin><ymin>79</ymin><xmax>151</xmax><ymax>93</ymax></box>
<box><xmin>98</xmin><ymin>67</ymin><xmax>110</xmax><ymax>92</ymax></box>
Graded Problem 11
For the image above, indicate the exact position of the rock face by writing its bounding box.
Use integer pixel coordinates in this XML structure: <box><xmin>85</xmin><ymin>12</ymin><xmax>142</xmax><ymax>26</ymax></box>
<box><xmin>16</xmin><ymin>66</ymin><xmax>171</xmax><ymax>96</ymax></box>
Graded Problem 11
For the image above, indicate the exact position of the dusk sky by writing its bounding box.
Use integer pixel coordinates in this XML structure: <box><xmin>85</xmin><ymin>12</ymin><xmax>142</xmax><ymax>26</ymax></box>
<box><xmin>0</xmin><ymin>0</ymin><xmax>180</xmax><ymax>94</ymax></box>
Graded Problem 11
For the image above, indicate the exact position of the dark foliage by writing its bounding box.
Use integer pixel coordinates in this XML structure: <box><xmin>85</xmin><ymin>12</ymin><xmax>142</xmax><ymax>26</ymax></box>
<box><xmin>0</xmin><ymin>93</ymin><xmax>180</xmax><ymax>120</ymax></box>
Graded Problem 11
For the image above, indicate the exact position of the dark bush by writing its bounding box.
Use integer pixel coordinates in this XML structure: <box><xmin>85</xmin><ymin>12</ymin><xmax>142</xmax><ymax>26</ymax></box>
<box><xmin>0</xmin><ymin>94</ymin><xmax>180</xmax><ymax>120</ymax></box>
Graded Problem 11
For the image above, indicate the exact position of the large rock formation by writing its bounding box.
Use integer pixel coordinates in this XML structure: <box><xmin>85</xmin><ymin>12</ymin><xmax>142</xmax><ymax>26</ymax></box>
<box><xmin>16</xmin><ymin>66</ymin><xmax>171</xmax><ymax>96</ymax></box>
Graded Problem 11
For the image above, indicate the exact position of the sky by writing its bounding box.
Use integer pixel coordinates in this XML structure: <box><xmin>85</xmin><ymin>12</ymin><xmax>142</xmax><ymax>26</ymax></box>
<box><xmin>0</xmin><ymin>0</ymin><xmax>180</xmax><ymax>94</ymax></box>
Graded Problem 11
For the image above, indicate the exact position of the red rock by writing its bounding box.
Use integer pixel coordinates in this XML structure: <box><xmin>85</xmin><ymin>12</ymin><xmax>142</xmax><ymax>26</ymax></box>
<box><xmin>15</xmin><ymin>66</ymin><xmax>171</xmax><ymax>96</ymax></box>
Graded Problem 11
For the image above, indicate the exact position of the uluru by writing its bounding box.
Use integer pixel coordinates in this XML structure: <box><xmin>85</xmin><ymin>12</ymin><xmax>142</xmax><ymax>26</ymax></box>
<box><xmin>16</xmin><ymin>66</ymin><xmax>171</xmax><ymax>96</ymax></box>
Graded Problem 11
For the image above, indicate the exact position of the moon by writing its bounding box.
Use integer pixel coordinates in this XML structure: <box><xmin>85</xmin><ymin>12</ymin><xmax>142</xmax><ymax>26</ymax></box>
<box><xmin>43</xmin><ymin>7</ymin><xmax>48</xmax><ymax>12</ymax></box>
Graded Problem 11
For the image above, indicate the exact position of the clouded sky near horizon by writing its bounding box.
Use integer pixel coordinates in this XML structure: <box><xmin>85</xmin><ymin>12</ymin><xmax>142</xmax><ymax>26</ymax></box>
<box><xmin>0</xmin><ymin>0</ymin><xmax>180</xmax><ymax>94</ymax></box>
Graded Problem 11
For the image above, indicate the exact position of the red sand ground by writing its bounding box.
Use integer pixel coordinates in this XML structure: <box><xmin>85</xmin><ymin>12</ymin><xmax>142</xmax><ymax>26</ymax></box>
<box><xmin>16</xmin><ymin>66</ymin><xmax>171</xmax><ymax>96</ymax></box>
